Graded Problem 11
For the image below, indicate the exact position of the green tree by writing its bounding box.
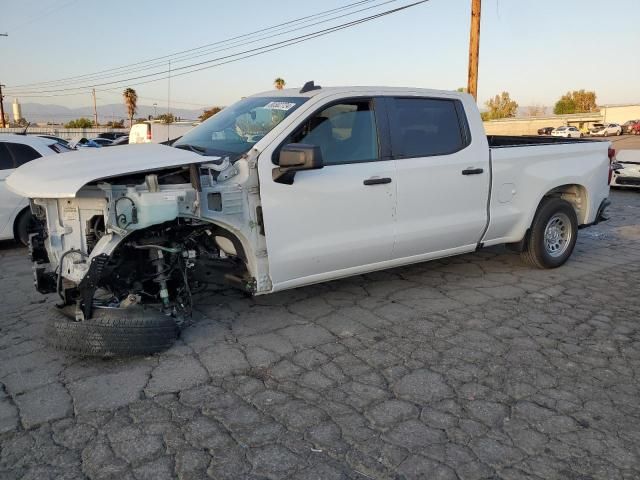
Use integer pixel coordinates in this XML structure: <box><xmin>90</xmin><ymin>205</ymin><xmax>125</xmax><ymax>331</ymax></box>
<box><xmin>553</xmin><ymin>98</ymin><xmax>576</xmax><ymax>115</ymax></box>
<box><xmin>274</xmin><ymin>77</ymin><xmax>286</xmax><ymax>90</ymax></box>
<box><xmin>122</xmin><ymin>88</ymin><xmax>138</xmax><ymax>127</ymax></box>
<box><xmin>199</xmin><ymin>106</ymin><xmax>222</xmax><ymax>122</ymax></box>
<box><xmin>65</xmin><ymin>118</ymin><xmax>93</xmax><ymax>128</ymax></box>
<box><xmin>106</xmin><ymin>120</ymin><xmax>125</xmax><ymax>128</ymax></box>
<box><xmin>553</xmin><ymin>90</ymin><xmax>597</xmax><ymax>115</ymax></box>
<box><xmin>156</xmin><ymin>113</ymin><xmax>175</xmax><ymax>124</ymax></box>
<box><xmin>456</xmin><ymin>87</ymin><xmax>468</xmax><ymax>93</ymax></box>
<box><xmin>484</xmin><ymin>92</ymin><xmax>519</xmax><ymax>120</ymax></box>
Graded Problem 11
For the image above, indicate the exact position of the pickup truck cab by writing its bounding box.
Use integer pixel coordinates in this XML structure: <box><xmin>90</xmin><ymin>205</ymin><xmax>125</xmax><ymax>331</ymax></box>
<box><xmin>6</xmin><ymin>84</ymin><xmax>612</xmax><ymax>355</ymax></box>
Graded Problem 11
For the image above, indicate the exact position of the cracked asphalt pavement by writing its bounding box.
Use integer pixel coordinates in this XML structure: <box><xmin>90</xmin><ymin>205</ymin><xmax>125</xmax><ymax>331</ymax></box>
<box><xmin>1</xmin><ymin>189</ymin><xmax>640</xmax><ymax>480</ymax></box>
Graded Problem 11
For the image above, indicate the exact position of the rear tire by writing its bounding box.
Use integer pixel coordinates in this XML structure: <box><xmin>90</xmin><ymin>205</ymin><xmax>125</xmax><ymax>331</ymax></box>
<box><xmin>520</xmin><ymin>198</ymin><xmax>578</xmax><ymax>269</ymax></box>
<box><xmin>46</xmin><ymin>306</ymin><xmax>179</xmax><ymax>357</ymax></box>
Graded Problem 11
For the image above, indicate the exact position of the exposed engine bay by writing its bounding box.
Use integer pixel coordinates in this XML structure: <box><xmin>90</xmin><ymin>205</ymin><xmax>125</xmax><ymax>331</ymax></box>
<box><xmin>29</xmin><ymin>155</ymin><xmax>268</xmax><ymax>322</ymax></box>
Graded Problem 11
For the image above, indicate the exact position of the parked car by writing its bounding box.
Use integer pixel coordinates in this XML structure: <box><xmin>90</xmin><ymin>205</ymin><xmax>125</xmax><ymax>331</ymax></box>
<box><xmin>551</xmin><ymin>126</ymin><xmax>582</xmax><ymax>138</ymax></box>
<box><xmin>537</xmin><ymin>126</ymin><xmax>555</xmax><ymax>135</ymax></box>
<box><xmin>610</xmin><ymin>150</ymin><xmax>640</xmax><ymax>188</ymax></box>
<box><xmin>89</xmin><ymin>138</ymin><xmax>114</xmax><ymax>147</ymax></box>
<box><xmin>0</xmin><ymin>135</ymin><xmax>62</xmax><ymax>245</ymax></box>
<box><xmin>129</xmin><ymin>121</ymin><xmax>198</xmax><ymax>144</ymax></box>
<box><xmin>109</xmin><ymin>135</ymin><xmax>129</xmax><ymax>146</ymax></box>
<box><xmin>591</xmin><ymin>123</ymin><xmax>622</xmax><ymax>136</ymax></box>
<box><xmin>632</xmin><ymin>122</ymin><xmax>640</xmax><ymax>135</ymax></box>
<box><xmin>7</xmin><ymin>84</ymin><xmax>612</xmax><ymax>356</ymax></box>
<box><xmin>622</xmin><ymin>120</ymin><xmax>639</xmax><ymax>135</ymax></box>
<box><xmin>98</xmin><ymin>132</ymin><xmax>128</xmax><ymax>141</ymax></box>
<box><xmin>74</xmin><ymin>138</ymin><xmax>102</xmax><ymax>148</ymax></box>
<box><xmin>37</xmin><ymin>135</ymin><xmax>74</xmax><ymax>149</ymax></box>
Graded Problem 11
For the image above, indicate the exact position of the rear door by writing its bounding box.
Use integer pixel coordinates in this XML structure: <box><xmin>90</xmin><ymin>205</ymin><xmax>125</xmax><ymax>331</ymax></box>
<box><xmin>258</xmin><ymin>96</ymin><xmax>397</xmax><ymax>290</ymax></box>
<box><xmin>0</xmin><ymin>142</ymin><xmax>40</xmax><ymax>238</ymax></box>
<box><xmin>385</xmin><ymin>96</ymin><xmax>490</xmax><ymax>259</ymax></box>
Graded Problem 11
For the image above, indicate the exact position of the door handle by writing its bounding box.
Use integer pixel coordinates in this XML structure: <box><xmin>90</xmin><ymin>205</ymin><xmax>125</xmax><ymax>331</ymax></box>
<box><xmin>363</xmin><ymin>177</ymin><xmax>392</xmax><ymax>186</ymax></box>
<box><xmin>461</xmin><ymin>168</ymin><xmax>484</xmax><ymax>175</ymax></box>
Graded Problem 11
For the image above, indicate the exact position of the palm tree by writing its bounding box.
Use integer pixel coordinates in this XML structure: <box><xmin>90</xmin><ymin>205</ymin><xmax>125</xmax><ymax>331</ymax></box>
<box><xmin>274</xmin><ymin>78</ymin><xmax>286</xmax><ymax>90</ymax></box>
<box><xmin>122</xmin><ymin>88</ymin><xmax>138</xmax><ymax>127</ymax></box>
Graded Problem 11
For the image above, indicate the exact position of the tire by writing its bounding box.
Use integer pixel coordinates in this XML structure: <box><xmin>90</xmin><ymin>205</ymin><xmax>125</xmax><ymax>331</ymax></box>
<box><xmin>14</xmin><ymin>209</ymin><xmax>36</xmax><ymax>246</ymax></box>
<box><xmin>46</xmin><ymin>306</ymin><xmax>179</xmax><ymax>357</ymax></box>
<box><xmin>520</xmin><ymin>198</ymin><xmax>578</xmax><ymax>269</ymax></box>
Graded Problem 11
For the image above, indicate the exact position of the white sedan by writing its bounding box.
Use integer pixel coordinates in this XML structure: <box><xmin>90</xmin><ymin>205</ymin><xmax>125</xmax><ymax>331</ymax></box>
<box><xmin>0</xmin><ymin>135</ymin><xmax>68</xmax><ymax>244</ymax></box>
<box><xmin>591</xmin><ymin>123</ymin><xmax>622</xmax><ymax>136</ymax></box>
<box><xmin>551</xmin><ymin>126</ymin><xmax>582</xmax><ymax>138</ymax></box>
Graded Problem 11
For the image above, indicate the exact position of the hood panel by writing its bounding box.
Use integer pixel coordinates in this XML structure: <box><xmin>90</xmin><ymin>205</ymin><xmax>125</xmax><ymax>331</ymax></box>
<box><xmin>7</xmin><ymin>144</ymin><xmax>209</xmax><ymax>198</ymax></box>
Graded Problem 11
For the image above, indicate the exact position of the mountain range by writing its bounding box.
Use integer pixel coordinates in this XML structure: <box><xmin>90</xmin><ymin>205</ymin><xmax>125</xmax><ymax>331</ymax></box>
<box><xmin>2</xmin><ymin>101</ymin><xmax>552</xmax><ymax>125</ymax></box>
<box><xmin>1</xmin><ymin>102</ymin><xmax>204</xmax><ymax>124</ymax></box>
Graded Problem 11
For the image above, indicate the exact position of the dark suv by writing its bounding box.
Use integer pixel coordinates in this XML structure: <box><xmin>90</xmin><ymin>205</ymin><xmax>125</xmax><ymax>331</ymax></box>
<box><xmin>537</xmin><ymin>126</ymin><xmax>555</xmax><ymax>135</ymax></box>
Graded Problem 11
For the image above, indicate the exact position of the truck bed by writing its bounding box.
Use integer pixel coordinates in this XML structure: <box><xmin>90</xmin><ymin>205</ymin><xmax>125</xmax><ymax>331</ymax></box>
<box><xmin>488</xmin><ymin>135</ymin><xmax>603</xmax><ymax>148</ymax></box>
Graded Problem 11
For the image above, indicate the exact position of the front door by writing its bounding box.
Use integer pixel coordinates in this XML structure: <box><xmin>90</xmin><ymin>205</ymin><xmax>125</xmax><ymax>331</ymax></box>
<box><xmin>385</xmin><ymin>96</ymin><xmax>491</xmax><ymax>260</ymax></box>
<box><xmin>258</xmin><ymin>97</ymin><xmax>397</xmax><ymax>290</ymax></box>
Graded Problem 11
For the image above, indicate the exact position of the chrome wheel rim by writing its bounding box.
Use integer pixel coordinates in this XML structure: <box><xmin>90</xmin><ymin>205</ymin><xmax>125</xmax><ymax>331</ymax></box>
<box><xmin>544</xmin><ymin>213</ymin><xmax>572</xmax><ymax>257</ymax></box>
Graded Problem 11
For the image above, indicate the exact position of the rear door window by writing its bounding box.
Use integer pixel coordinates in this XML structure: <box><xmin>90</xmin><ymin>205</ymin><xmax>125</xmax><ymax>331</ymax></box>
<box><xmin>387</xmin><ymin>97</ymin><xmax>469</xmax><ymax>158</ymax></box>
<box><xmin>5</xmin><ymin>142</ymin><xmax>41</xmax><ymax>167</ymax></box>
<box><xmin>0</xmin><ymin>143</ymin><xmax>12</xmax><ymax>170</ymax></box>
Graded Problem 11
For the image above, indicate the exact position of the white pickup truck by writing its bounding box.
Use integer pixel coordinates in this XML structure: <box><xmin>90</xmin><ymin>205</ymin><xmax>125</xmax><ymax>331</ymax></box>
<box><xmin>7</xmin><ymin>83</ymin><xmax>612</xmax><ymax>356</ymax></box>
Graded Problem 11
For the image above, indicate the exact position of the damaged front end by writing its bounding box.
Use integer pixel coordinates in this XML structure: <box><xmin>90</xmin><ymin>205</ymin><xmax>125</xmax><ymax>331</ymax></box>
<box><xmin>24</xmin><ymin>147</ymin><xmax>267</xmax><ymax>324</ymax></box>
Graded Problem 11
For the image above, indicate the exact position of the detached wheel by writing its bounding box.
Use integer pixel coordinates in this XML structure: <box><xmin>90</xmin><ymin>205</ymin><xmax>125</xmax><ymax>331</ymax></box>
<box><xmin>46</xmin><ymin>306</ymin><xmax>179</xmax><ymax>357</ymax></box>
<box><xmin>521</xmin><ymin>198</ymin><xmax>578</xmax><ymax>269</ymax></box>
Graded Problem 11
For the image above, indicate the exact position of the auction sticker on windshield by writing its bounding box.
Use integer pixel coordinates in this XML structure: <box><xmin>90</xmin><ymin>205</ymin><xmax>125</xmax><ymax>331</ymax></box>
<box><xmin>264</xmin><ymin>102</ymin><xmax>297</xmax><ymax>111</ymax></box>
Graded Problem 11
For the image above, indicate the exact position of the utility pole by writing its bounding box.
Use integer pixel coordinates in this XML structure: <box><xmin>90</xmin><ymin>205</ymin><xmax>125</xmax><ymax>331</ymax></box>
<box><xmin>467</xmin><ymin>0</ymin><xmax>481</xmax><ymax>101</ymax></box>
<box><xmin>91</xmin><ymin>88</ymin><xmax>98</xmax><ymax>127</ymax></box>
<box><xmin>167</xmin><ymin>60</ymin><xmax>171</xmax><ymax>142</ymax></box>
<box><xmin>0</xmin><ymin>84</ymin><xmax>6</xmax><ymax>129</ymax></box>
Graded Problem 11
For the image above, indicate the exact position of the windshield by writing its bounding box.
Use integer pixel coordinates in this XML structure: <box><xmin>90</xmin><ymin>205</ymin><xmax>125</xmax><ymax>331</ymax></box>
<box><xmin>174</xmin><ymin>96</ymin><xmax>308</xmax><ymax>159</ymax></box>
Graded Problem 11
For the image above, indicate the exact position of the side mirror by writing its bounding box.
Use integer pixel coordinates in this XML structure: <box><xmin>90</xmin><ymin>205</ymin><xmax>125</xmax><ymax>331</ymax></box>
<box><xmin>273</xmin><ymin>143</ymin><xmax>323</xmax><ymax>184</ymax></box>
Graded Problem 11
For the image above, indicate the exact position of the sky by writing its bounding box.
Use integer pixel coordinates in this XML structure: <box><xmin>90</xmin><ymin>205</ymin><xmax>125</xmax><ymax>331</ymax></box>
<box><xmin>1</xmin><ymin>0</ymin><xmax>639</xmax><ymax>113</ymax></box>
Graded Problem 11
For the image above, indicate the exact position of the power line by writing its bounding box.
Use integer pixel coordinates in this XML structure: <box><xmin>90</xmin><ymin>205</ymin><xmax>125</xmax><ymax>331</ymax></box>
<box><xmin>7</xmin><ymin>0</ymin><xmax>390</xmax><ymax>94</ymax></box>
<box><xmin>7</xmin><ymin>1</ymin><xmax>429</xmax><ymax>96</ymax></box>
<box><xmin>8</xmin><ymin>0</ymin><xmax>397</xmax><ymax>93</ymax></box>
<box><xmin>7</xmin><ymin>0</ymin><xmax>381</xmax><ymax>91</ymax></box>
<box><xmin>10</xmin><ymin>0</ymin><xmax>79</xmax><ymax>30</ymax></box>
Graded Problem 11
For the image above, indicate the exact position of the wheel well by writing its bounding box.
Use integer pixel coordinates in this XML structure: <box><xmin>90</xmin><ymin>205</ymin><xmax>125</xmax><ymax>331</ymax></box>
<box><xmin>508</xmin><ymin>184</ymin><xmax>588</xmax><ymax>253</ymax></box>
<box><xmin>540</xmin><ymin>184</ymin><xmax>588</xmax><ymax>224</ymax></box>
<box><xmin>12</xmin><ymin>206</ymin><xmax>31</xmax><ymax>240</ymax></box>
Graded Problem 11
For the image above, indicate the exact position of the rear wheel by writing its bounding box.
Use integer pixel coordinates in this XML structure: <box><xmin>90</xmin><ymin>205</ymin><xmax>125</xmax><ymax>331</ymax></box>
<box><xmin>520</xmin><ymin>198</ymin><xmax>578</xmax><ymax>269</ymax></box>
<box><xmin>46</xmin><ymin>306</ymin><xmax>179</xmax><ymax>357</ymax></box>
